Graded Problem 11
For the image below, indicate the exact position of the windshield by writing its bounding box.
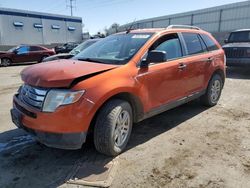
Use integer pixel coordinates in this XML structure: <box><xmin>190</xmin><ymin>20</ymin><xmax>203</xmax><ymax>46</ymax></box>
<box><xmin>8</xmin><ymin>46</ymin><xmax>18</xmax><ymax>52</ymax></box>
<box><xmin>70</xmin><ymin>40</ymin><xmax>98</xmax><ymax>55</ymax></box>
<box><xmin>73</xmin><ymin>33</ymin><xmax>153</xmax><ymax>65</ymax></box>
<box><xmin>228</xmin><ymin>31</ymin><xmax>250</xmax><ymax>42</ymax></box>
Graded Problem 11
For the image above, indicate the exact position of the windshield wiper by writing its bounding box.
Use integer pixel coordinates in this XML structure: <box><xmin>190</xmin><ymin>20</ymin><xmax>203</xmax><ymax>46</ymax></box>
<box><xmin>77</xmin><ymin>58</ymin><xmax>106</xmax><ymax>64</ymax></box>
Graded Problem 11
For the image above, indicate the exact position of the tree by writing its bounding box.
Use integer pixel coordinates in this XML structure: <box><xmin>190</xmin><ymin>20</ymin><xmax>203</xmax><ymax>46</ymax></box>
<box><xmin>105</xmin><ymin>23</ymin><xmax>120</xmax><ymax>36</ymax></box>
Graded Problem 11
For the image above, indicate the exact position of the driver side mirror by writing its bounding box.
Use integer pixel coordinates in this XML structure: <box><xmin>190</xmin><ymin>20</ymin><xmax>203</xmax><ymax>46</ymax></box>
<box><xmin>13</xmin><ymin>49</ymin><xmax>18</xmax><ymax>54</ymax></box>
<box><xmin>224</xmin><ymin>39</ymin><xmax>228</xmax><ymax>44</ymax></box>
<box><xmin>140</xmin><ymin>50</ymin><xmax>167</xmax><ymax>68</ymax></box>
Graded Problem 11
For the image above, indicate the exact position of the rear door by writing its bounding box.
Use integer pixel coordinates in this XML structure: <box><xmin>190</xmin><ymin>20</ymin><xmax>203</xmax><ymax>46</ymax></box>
<box><xmin>179</xmin><ymin>32</ymin><xmax>210</xmax><ymax>95</ymax></box>
<box><xmin>199</xmin><ymin>33</ymin><xmax>222</xmax><ymax>84</ymax></box>
<box><xmin>29</xmin><ymin>46</ymin><xmax>44</xmax><ymax>62</ymax></box>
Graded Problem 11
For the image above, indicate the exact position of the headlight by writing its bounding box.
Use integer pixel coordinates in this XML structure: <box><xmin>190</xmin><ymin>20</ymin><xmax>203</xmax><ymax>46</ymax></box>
<box><xmin>43</xmin><ymin>89</ymin><xmax>85</xmax><ymax>112</ymax></box>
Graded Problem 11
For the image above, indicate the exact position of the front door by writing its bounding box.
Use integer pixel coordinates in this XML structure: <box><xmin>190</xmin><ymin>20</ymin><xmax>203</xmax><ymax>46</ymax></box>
<box><xmin>12</xmin><ymin>46</ymin><xmax>30</xmax><ymax>63</ymax></box>
<box><xmin>137</xmin><ymin>33</ymin><xmax>188</xmax><ymax>112</ymax></box>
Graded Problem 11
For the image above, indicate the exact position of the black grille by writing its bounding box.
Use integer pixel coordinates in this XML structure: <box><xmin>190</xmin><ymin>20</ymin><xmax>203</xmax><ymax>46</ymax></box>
<box><xmin>18</xmin><ymin>84</ymin><xmax>48</xmax><ymax>110</ymax></box>
<box><xmin>14</xmin><ymin>99</ymin><xmax>37</xmax><ymax>118</ymax></box>
<box><xmin>224</xmin><ymin>48</ymin><xmax>249</xmax><ymax>58</ymax></box>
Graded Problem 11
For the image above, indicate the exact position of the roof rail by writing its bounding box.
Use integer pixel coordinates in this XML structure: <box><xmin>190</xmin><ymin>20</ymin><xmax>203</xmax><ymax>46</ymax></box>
<box><xmin>167</xmin><ymin>25</ymin><xmax>201</xmax><ymax>30</ymax></box>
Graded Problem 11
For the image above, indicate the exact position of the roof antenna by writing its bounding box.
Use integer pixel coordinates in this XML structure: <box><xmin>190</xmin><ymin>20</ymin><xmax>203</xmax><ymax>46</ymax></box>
<box><xmin>126</xmin><ymin>18</ymin><xmax>137</xmax><ymax>34</ymax></box>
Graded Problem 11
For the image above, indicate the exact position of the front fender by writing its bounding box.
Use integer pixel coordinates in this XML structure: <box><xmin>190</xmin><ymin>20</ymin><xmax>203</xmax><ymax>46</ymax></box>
<box><xmin>85</xmin><ymin>86</ymin><xmax>144</xmax><ymax>121</ymax></box>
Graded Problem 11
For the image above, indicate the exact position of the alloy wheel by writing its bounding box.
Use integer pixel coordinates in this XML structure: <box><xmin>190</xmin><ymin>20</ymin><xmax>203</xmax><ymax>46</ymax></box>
<box><xmin>114</xmin><ymin>110</ymin><xmax>131</xmax><ymax>147</ymax></box>
<box><xmin>1</xmin><ymin>59</ymin><xmax>11</xmax><ymax>67</ymax></box>
<box><xmin>210</xmin><ymin>80</ymin><xmax>221</xmax><ymax>103</ymax></box>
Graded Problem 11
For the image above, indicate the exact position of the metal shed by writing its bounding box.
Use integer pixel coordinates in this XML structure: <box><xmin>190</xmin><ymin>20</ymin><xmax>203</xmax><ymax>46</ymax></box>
<box><xmin>118</xmin><ymin>1</ymin><xmax>250</xmax><ymax>44</ymax></box>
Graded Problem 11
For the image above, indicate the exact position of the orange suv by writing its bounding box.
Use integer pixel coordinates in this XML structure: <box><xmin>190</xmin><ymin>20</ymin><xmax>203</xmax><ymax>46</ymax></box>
<box><xmin>11</xmin><ymin>25</ymin><xmax>225</xmax><ymax>156</ymax></box>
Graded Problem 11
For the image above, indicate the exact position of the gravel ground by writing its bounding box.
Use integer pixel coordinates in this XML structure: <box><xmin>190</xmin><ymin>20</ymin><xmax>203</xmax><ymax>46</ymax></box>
<box><xmin>0</xmin><ymin>65</ymin><xmax>249</xmax><ymax>188</ymax></box>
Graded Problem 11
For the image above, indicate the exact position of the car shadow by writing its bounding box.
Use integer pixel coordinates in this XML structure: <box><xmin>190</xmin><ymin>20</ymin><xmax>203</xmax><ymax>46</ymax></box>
<box><xmin>0</xmin><ymin>100</ymin><xmax>208</xmax><ymax>188</ymax></box>
<box><xmin>0</xmin><ymin>62</ymin><xmax>37</xmax><ymax>68</ymax></box>
<box><xmin>127</xmin><ymin>100</ymin><xmax>208</xmax><ymax>150</ymax></box>
<box><xmin>226</xmin><ymin>67</ymin><xmax>250</xmax><ymax>79</ymax></box>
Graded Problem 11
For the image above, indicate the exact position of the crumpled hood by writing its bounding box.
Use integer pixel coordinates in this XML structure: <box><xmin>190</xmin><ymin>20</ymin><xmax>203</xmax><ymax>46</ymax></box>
<box><xmin>223</xmin><ymin>43</ymin><xmax>250</xmax><ymax>48</ymax></box>
<box><xmin>21</xmin><ymin>59</ymin><xmax>119</xmax><ymax>88</ymax></box>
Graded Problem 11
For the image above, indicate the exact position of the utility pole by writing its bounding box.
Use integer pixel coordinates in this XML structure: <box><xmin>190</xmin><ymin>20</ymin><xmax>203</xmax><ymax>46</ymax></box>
<box><xmin>67</xmin><ymin>0</ymin><xmax>76</xmax><ymax>16</ymax></box>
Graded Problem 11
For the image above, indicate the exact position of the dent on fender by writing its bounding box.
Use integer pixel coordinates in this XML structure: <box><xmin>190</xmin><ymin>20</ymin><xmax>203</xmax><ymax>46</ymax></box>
<box><xmin>81</xmin><ymin>97</ymin><xmax>96</xmax><ymax>115</ymax></box>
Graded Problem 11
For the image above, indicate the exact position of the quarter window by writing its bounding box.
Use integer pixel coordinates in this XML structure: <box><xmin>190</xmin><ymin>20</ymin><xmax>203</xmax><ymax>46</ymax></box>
<box><xmin>200</xmin><ymin>34</ymin><xmax>219</xmax><ymax>51</ymax></box>
<box><xmin>182</xmin><ymin>33</ymin><xmax>204</xmax><ymax>55</ymax></box>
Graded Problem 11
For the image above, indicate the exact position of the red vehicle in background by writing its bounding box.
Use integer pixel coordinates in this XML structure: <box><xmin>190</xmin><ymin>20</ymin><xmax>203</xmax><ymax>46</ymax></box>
<box><xmin>0</xmin><ymin>45</ymin><xmax>55</xmax><ymax>66</ymax></box>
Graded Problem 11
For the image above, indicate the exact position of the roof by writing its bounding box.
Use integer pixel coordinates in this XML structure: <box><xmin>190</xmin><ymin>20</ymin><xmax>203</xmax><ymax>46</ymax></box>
<box><xmin>0</xmin><ymin>7</ymin><xmax>82</xmax><ymax>23</ymax></box>
<box><xmin>233</xmin><ymin>29</ymin><xmax>250</xmax><ymax>32</ymax></box>
<box><xmin>130</xmin><ymin>28</ymin><xmax>165</xmax><ymax>33</ymax></box>
<box><xmin>116</xmin><ymin>27</ymin><xmax>208</xmax><ymax>35</ymax></box>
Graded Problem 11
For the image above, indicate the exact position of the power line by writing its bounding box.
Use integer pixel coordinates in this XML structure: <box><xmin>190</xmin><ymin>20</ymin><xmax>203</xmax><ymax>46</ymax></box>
<box><xmin>67</xmin><ymin>0</ymin><xmax>76</xmax><ymax>16</ymax></box>
<box><xmin>81</xmin><ymin>0</ymin><xmax>133</xmax><ymax>10</ymax></box>
<box><xmin>36</xmin><ymin>1</ymin><xmax>65</xmax><ymax>13</ymax></box>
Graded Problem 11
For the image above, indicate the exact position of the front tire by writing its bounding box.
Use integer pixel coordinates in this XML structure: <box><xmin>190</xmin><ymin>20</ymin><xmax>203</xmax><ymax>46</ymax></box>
<box><xmin>0</xmin><ymin>58</ymin><xmax>11</xmax><ymax>67</ymax></box>
<box><xmin>94</xmin><ymin>99</ymin><xmax>133</xmax><ymax>156</ymax></box>
<box><xmin>201</xmin><ymin>74</ymin><xmax>223</xmax><ymax>107</ymax></box>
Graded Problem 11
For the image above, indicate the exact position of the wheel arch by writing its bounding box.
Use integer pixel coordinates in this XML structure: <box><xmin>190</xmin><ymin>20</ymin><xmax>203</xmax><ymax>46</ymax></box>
<box><xmin>207</xmin><ymin>68</ymin><xmax>225</xmax><ymax>88</ymax></box>
<box><xmin>1</xmin><ymin>57</ymin><xmax>12</xmax><ymax>61</ymax></box>
<box><xmin>87</xmin><ymin>92</ymin><xmax>144</xmax><ymax>134</ymax></box>
<box><xmin>39</xmin><ymin>54</ymin><xmax>50</xmax><ymax>62</ymax></box>
<box><xmin>213</xmin><ymin>68</ymin><xmax>225</xmax><ymax>86</ymax></box>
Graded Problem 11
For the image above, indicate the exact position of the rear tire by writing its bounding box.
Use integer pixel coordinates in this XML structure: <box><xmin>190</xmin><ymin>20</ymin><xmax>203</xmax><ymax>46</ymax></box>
<box><xmin>0</xmin><ymin>58</ymin><xmax>11</xmax><ymax>67</ymax></box>
<box><xmin>200</xmin><ymin>74</ymin><xmax>223</xmax><ymax>107</ymax></box>
<box><xmin>94</xmin><ymin>99</ymin><xmax>133</xmax><ymax>156</ymax></box>
<box><xmin>39</xmin><ymin>55</ymin><xmax>49</xmax><ymax>63</ymax></box>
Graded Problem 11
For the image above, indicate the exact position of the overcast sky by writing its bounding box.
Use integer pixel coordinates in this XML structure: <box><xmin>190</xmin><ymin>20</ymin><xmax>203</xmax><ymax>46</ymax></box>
<box><xmin>0</xmin><ymin>0</ymin><xmax>246</xmax><ymax>34</ymax></box>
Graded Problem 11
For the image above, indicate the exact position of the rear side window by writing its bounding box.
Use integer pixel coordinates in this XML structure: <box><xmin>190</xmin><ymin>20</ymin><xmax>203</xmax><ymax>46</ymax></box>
<box><xmin>200</xmin><ymin>34</ymin><xmax>219</xmax><ymax>51</ymax></box>
<box><xmin>30</xmin><ymin>46</ymin><xmax>43</xmax><ymax>51</ymax></box>
<box><xmin>198</xmin><ymin>35</ymin><xmax>208</xmax><ymax>52</ymax></box>
<box><xmin>182</xmin><ymin>33</ymin><xmax>204</xmax><ymax>55</ymax></box>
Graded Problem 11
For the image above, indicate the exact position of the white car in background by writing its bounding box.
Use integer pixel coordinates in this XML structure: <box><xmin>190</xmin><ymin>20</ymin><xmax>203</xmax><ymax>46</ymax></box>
<box><xmin>43</xmin><ymin>39</ymin><xmax>101</xmax><ymax>62</ymax></box>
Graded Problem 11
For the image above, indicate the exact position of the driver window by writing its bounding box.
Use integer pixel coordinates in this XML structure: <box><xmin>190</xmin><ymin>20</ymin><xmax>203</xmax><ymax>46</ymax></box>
<box><xmin>150</xmin><ymin>34</ymin><xmax>183</xmax><ymax>61</ymax></box>
<box><xmin>17</xmin><ymin>46</ymin><xmax>29</xmax><ymax>54</ymax></box>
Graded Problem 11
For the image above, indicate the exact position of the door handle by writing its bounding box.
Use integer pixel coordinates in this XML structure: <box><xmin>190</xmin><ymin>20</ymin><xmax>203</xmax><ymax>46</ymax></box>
<box><xmin>206</xmin><ymin>57</ymin><xmax>214</xmax><ymax>63</ymax></box>
<box><xmin>178</xmin><ymin>63</ymin><xmax>187</xmax><ymax>70</ymax></box>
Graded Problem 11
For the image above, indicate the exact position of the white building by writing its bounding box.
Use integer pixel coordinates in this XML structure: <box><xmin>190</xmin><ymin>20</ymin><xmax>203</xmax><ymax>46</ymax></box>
<box><xmin>0</xmin><ymin>8</ymin><xmax>83</xmax><ymax>46</ymax></box>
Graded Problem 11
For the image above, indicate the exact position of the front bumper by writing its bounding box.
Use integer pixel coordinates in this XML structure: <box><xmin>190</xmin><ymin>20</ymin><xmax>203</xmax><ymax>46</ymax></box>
<box><xmin>10</xmin><ymin>108</ymin><xmax>87</xmax><ymax>150</ymax></box>
<box><xmin>10</xmin><ymin>92</ymin><xmax>96</xmax><ymax>150</ymax></box>
<box><xmin>226</xmin><ymin>58</ymin><xmax>250</xmax><ymax>67</ymax></box>
<box><xmin>12</xmin><ymin>94</ymin><xmax>94</xmax><ymax>133</ymax></box>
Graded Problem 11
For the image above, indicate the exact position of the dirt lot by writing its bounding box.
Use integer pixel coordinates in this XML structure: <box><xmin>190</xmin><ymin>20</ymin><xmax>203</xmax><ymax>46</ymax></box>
<box><xmin>0</xmin><ymin>65</ymin><xmax>250</xmax><ymax>188</ymax></box>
